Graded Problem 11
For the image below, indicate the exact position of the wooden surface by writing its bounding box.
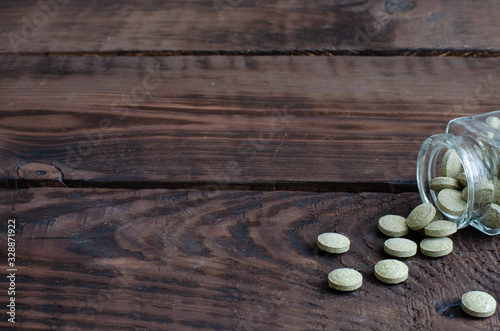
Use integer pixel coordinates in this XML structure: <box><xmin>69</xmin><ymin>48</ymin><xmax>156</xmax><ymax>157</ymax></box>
<box><xmin>2</xmin><ymin>0</ymin><xmax>500</xmax><ymax>53</ymax></box>
<box><xmin>1</xmin><ymin>0</ymin><xmax>500</xmax><ymax>330</ymax></box>
<box><xmin>2</xmin><ymin>188</ymin><xmax>500</xmax><ymax>330</ymax></box>
<box><xmin>2</xmin><ymin>56</ymin><xmax>500</xmax><ymax>189</ymax></box>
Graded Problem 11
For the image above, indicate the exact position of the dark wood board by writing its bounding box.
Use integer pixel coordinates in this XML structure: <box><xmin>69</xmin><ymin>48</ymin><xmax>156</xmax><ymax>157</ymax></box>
<box><xmin>1</xmin><ymin>188</ymin><xmax>499</xmax><ymax>330</ymax></box>
<box><xmin>3</xmin><ymin>0</ymin><xmax>500</xmax><ymax>330</ymax></box>
<box><xmin>1</xmin><ymin>0</ymin><xmax>500</xmax><ymax>53</ymax></box>
<box><xmin>2</xmin><ymin>56</ymin><xmax>500</xmax><ymax>188</ymax></box>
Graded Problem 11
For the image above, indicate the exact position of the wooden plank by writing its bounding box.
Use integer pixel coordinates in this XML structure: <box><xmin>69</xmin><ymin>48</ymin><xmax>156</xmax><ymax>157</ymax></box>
<box><xmin>1</xmin><ymin>188</ymin><xmax>499</xmax><ymax>329</ymax></box>
<box><xmin>1</xmin><ymin>0</ymin><xmax>500</xmax><ymax>53</ymax></box>
<box><xmin>2</xmin><ymin>55</ymin><xmax>500</xmax><ymax>188</ymax></box>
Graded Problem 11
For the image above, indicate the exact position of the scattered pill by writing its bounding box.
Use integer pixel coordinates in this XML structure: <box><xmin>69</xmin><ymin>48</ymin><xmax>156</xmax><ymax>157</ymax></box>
<box><xmin>374</xmin><ymin>259</ymin><xmax>409</xmax><ymax>284</ymax></box>
<box><xmin>481</xmin><ymin>203</ymin><xmax>500</xmax><ymax>229</ymax></box>
<box><xmin>328</xmin><ymin>268</ymin><xmax>363</xmax><ymax>291</ymax></box>
<box><xmin>420</xmin><ymin>237</ymin><xmax>453</xmax><ymax>257</ymax></box>
<box><xmin>424</xmin><ymin>220</ymin><xmax>457</xmax><ymax>237</ymax></box>
<box><xmin>406</xmin><ymin>203</ymin><xmax>438</xmax><ymax>231</ymax></box>
<box><xmin>436</xmin><ymin>189</ymin><xmax>467</xmax><ymax>217</ymax></box>
<box><xmin>384</xmin><ymin>238</ymin><xmax>417</xmax><ymax>258</ymax></box>
<box><xmin>378</xmin><ymin>215</ymin><xmax>409</xmax><ymax>237</ymax></box>
<box><xmin>441</xmin><ymin>149</ymin><xmax>463</xmax><ymax>179</ymax></box>
<box><xmin>317</xmin><ymin>233</ymin><xmax>350</xmax><ymax>254</ymax></box>
<box><xmin>429</xmin><ymin>177</ymin><xmax>462</xmax><ymax>192</ymax></box>
<box><xmin>461</xmin><ymin>291</ymin><xmax>497</xmax><ymax>318</ymax></box>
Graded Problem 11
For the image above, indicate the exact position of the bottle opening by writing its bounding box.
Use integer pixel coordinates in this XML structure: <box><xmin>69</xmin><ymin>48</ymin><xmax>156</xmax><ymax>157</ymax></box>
<box><xmin>417</xmin><ymin>133</ymin><xmax>500</xmax><ymax>235</ymax></box>
<box><xmin>417</xmin><ymin>134</ymin><xmax>475</xmax><ymax>229</ymax></box>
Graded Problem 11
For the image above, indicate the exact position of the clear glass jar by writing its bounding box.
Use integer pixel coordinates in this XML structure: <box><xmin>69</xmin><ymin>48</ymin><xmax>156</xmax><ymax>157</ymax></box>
<box><xmin>417</xmin><ymin>110</ymin><xmax>500</xmax><ymax>235</ymax></box>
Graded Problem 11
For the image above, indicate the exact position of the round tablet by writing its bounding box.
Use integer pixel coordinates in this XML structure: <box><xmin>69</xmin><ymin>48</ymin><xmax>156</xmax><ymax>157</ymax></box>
<box><xmin>420</xmin><ymin>237</ymin><xmax>453</xmax><ymax>257</ymax></box>
<box><xmin>378</xmin><ymin>215</ymin><xmax>409</xmax><ymax>237</ymax></box>
<box><xmin>424</xmin><ymin>220</ymin><xmax>457</xmax><ymax>237</ymax></box>
<box><xmin>482</xmin><ymin>203</ymin><xmax>500</xmax><ymax>229</ymax></box>
<box><xmin>328</xmin><ymin>268</ymin><xmax>363</xmax><ymax>291</ymax></box>
<box><xmin>461</xmin><ymin>291</ymin><xmax>497</xmax><ymax>318</ymax></box>
<box><xmin>457</xmin><ymin>172</ymin><xmax>468</xmax><ymax>187</ymax></box>
<box><xmin>384</xmin><ymin>238</ymin><xmax>417</xmax><ymax>258</ymax></box>
<box><xmin>486</xmin><ymin>116</ymin><xmax>500</xmax><ymax>129</ymax></box>
<box><xmin>436</xmin><ymin>189</ymin><xmax>467</xmax><ymax>217</ymax></box>
<box><xmin>441</xmin><ymin>149</ymin><xmax>463</xmax><ymax>179</ymax></box>
<box><xmin>429</xmin><ymin>177</ymin><xmax>461</xmax><ymax>192</ymax></box>
<box><xmin>494</xmin><ymin>177</ymin><xmax>500</xmax><ymax>204</ymax></box>
<box><xmin>474</xmin><ymin>182</ymin><xmax>495</xmax><ymax>204</ymax></box>
<box><xmin>462</xmin><ymin>187</ymin><xmax>468</xmax><ymax>201</ymax></box>
<box><xmin>406</xmin><ymin>203</ymin><xmax>437</xmax><ymax>231</ymax></box>
<box><xmin>374</xmin><ymin>259</ymin><xmax>408</xmax><ymax>284</ymax></box>
<box><xmin>317</xmin><ymin>233</ymin><xmax>350</xmax><ymax>254</ymax></box>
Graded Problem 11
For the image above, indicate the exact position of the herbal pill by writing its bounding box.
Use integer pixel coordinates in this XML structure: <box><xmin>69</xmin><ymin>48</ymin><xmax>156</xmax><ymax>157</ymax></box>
<box><xmin>474</xmin><ymin>182</ymin><xmax>495</xmax><ymax>204</ymax></box>
<box><xmin>374</xmin><ymin>259</ymin><xmax>408</xmax><ymax>284</ymax></box>
<box><xmin>493</xmin><ymin>177</ymin><xmax>500</xmax><ymax>204</ymax></box>
<box><xmin>384</xmin><ymin>238</ymin><xmax>417</xmax><ymax>258</ymax></box>
<box><xmin>486</xmin><ymin>116</ymin><xmax>500</xmax><ymax>129</ymax></box>
<box><xmin>436</xmin><ymin>189</ymin><xmax>467</xmax><ymax>216</ymax></box>
<box><xmin>429</xmin><ymin>177</ymin><xmax>461</xmax><ymax>192</ymax></box>
<box><xmin>406</xmin><ymin>203</ymin><xmax>438</xmax><ymax>231</ymax></box>
<box><xmin>457</xmin><ymin>172</ymin><xmax>468</xmax><ymax>186</ymax></box>
<box><xmin>317</xmin><ymin>233</ymin><xmax>350</xmax><ymax>254</ymax></box>
<box><xmin>481</xmin><ymin>130</ymin><xmax>495</xmax><ymax>139</ymax></box>
<box><xmin>434</xmin><ymin>210</ymin><xmax>443</xmax><ymax>220</ymax></box>
<box><xmin>441</xmin><ymin>149</ymin><xmax>463</xmax><ymax>179</ymax></box>
<box><xmin>462</xmin><ymin>187</ymin><xmax>468</xmax><ymax>201</ymax></box>
<box><xmin>378</xmin><ymin>215</ymin><xmax>409</xmax><ymax>237</ymax></box>
<box><xmin>328</xmin><ymin>268</ymin><xmax>363</xmax><ymax>291</ymax></box>
<box><xmin>424</xmin><ymin>220</ymin><xmax>457</xmax><ymax>237</ymax></box>
<box><xmin>481</xmin><ymin>203</ymin><xmax>500</xmax><ymax>229</ymax></box>
<box><xmin>461</xmin><ymin>291</ymin><xmax>497</xmax><ymax>318</ymax></box>
<box><xmin>420</xmin><ymin>237</ymin><xmax>453</xmax><ymax>257</ymax></box>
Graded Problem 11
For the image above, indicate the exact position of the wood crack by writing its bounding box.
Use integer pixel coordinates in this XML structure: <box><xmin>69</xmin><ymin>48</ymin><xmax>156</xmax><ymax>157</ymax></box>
<box><xmin>2</xmin><ymin>48</ymin><xmax>500</xmax><ymax>58</ymax></box>
<box><xmin>0</xmin><ymin>179</ymin><xmax>419</xmax><ymax>193</ymax></box>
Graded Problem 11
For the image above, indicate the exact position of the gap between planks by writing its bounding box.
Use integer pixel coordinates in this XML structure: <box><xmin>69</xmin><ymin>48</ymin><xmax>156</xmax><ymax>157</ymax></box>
<box><xmin>2</xmin><ymin>48</ymin><xmax>500</xmax><ymax>58</ymax></box>
<box><xmin>3</xmin><ymin>178</ymin><xmax>419</xmax><ymax>194</ymax></box>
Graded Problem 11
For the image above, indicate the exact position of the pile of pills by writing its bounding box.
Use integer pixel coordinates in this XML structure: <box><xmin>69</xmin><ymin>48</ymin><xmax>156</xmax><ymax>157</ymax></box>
<box><xmin>428</xmin><ymin>127</ymin><xmax>500</xmax><ymax>230</ymax></box>
<box><xmin>317</xmin><ymin>201</ymin><xmax>496</xmax><ymax>318</ymax></box>
<box><xmin>317</xmin><ymin>127</ymin><xmax>500</xmax><ymax>317</ymax></box>
<box><xmin>376</xmin><ymin>203</ymin><xmax>496</xmax><ymax>317</ymax></box>
<box><xmin>430</xmin><ymin>149</ymin><xmax>468</xmax><ymax>217</ymax></box>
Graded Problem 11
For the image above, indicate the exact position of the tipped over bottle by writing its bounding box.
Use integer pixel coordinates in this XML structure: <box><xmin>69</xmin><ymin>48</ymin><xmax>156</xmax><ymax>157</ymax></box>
<box><xmin>417</xmin><ymin>110</ymin><xmax>500</xmax><ymax>235</ymax></box>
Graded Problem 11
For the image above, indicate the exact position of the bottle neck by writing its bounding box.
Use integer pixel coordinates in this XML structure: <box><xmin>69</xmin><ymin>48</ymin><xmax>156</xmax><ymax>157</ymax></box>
<box><xmin>417</xmin><ymin>133</ymin><xmax>493</xmax><ymax>230</ymax></box>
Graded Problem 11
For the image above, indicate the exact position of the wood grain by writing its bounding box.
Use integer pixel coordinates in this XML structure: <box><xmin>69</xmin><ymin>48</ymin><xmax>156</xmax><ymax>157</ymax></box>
<box><xmin>1</xmin><ymin>0</ymin><xmax>500</xmax><ymax>53</ymax></box>
<box><xmin>1</xmin><ymin>188</ymin><xmax>499</xmax><ymax>330</ymax></box>
<box><xmin>2</xmin><ymin>55</ymin><xmax>500</xmax><ymax>188</ymax></box>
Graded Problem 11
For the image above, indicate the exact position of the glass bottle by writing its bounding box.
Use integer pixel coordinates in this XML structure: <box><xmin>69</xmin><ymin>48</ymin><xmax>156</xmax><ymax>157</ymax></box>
<box><xmin>417</xmin><ymin>110</ymin><xmax>500</xmax><ymax>235</ymax></box>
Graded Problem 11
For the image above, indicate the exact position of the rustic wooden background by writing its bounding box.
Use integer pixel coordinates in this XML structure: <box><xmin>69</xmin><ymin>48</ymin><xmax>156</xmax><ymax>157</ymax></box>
<box><xmin>1</xmin><ymin>1</ymin><xmax>500</xmax><ymax>330</ymax></box>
